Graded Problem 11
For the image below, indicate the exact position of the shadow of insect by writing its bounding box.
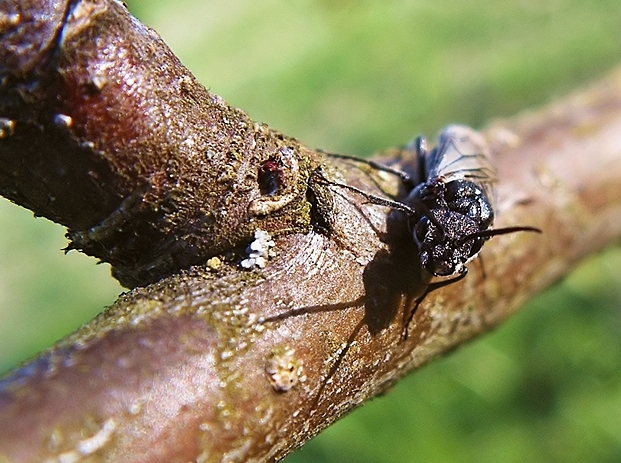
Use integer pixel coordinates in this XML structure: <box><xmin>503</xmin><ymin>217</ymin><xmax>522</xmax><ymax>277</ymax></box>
<box><xmin>262</xmin><ymin>125</ymin><xmax>541</xmax><ymax>407</ymax></box>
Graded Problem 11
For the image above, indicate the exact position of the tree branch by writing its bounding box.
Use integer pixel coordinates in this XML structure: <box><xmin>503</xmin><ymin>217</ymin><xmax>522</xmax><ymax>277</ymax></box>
<box><xmin>2</xmin><ymin>1</ymin><xmax>621</xmax><ymax>462</ymax></box>
<box><xmin>0</xmin><ymin>0</ymin><xmax>319</xmax><ymax>288</ymax></box>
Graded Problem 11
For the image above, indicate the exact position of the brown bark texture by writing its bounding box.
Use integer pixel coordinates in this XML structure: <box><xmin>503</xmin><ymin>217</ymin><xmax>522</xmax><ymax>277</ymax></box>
<box><xmin>1</xmin><ymin>0</ymin><xmax>621</xmax><ymax>462</ymax></box>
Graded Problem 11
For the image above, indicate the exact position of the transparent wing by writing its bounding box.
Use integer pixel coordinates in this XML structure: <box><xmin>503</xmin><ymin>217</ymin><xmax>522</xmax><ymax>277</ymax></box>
<box><xmin>424</xmin><ymin>125</ymin><xmax>497</xmax><ymax>199</ymax></box>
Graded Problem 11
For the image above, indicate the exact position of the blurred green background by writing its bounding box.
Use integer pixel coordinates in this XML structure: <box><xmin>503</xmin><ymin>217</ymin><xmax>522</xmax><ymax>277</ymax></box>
<box><xmin>1</xmin><ymin>0</ymin><xmax>621</xmax><ymax>461</ymax></box>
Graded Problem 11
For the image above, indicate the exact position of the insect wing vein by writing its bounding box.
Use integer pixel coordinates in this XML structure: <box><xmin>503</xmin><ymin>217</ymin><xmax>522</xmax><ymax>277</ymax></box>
<box><xmin>426</xmin><ymin>125</ymin><xmax>497</xmax><ymax>200</ymax></box>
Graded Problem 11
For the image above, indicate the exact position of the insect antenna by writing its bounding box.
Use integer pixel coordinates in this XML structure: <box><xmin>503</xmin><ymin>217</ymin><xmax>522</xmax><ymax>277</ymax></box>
<box><xmin>403</xmin><ymin>226</ymin><xmax>540</xmax><ymax>340</ymax></box>
<box><xmin>458</xmin><ymin>225</ymin><xmax>542</xmax><ymax>245</ymax></box>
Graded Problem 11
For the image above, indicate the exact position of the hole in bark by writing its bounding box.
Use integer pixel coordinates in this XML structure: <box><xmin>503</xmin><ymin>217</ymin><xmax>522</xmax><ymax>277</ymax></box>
<box><xmin>258</xmin><ymin>158</ymin><xmax>284</xmax><ymax>196</ymax></box>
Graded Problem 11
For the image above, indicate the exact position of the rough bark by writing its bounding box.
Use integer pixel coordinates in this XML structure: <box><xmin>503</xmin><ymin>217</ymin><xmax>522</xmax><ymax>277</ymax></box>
<box><xmin>1</xmin><ymin>1</ymin><xmax>621</xmax><ymax>462</ymax></box>
<box><xmin>0</xmin><ymin>0</ymin><xmax>318</xmax><ymax>288</ymax></box>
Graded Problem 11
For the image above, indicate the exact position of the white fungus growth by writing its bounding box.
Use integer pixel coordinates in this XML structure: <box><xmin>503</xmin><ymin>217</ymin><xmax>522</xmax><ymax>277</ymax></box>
<box><xmin>240</xmin><ymin>229</ymin><xmax>276</xmax><ymax>269</ymax></box>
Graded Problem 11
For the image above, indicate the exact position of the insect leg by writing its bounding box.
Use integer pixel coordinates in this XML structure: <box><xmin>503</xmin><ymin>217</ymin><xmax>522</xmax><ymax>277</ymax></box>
<box><xmin>313</xmin><ymin>171</ymin><xmax>417</xmax><ymax>215</ymax></box>
<box><xmin>406</xmin><ymin>135</ymin><xmax>429</xmax><ymax>183</ymax></box>
<box><xmin>402</xmin><ymin>268</ymin><xmax>468</xmax><ymax>341</ymax></box>
<box><xmin>325</xmin><ymin>152</ymin><xmax>416</xmax><ymax>190</ymax></box>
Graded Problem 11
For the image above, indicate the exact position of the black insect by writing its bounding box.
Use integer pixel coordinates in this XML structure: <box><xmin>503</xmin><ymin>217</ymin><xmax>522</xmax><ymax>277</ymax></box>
<box><xmin>400</xmin><ymin>125</ymin><xmax>539</xmax><ymax>277</ymax></box>
<box><xmin>261</xmin><ymin>126</ymin><xmax>540</xmax><ymax>402</ymax></box>
<box><xmin>324</xmin><ymin>125</ymin><xmax>540</xmax><ymax>333</ymax></box>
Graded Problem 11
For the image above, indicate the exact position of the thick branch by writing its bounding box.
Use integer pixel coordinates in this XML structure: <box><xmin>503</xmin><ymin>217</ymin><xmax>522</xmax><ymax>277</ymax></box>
<box><xmin>0</xmin><ymin>0</ymin><xmax>318</xmax><ymax>287</ymax></box>
<box><xmin>1</xmin><ymin>68</ymin><xmax>621</xmax><ymax>462</ymax></box>
<box><xmin>2</xmin><ymin>1</ymin><xmax>621</xmax><ymax>462</ymax></box>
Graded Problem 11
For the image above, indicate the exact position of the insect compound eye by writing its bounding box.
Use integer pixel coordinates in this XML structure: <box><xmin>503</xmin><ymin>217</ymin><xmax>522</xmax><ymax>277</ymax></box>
<box><xmin>258</xmin><ymin>158</ymin><xmax>284</xmax><ymax>196</ymax></box>
<box><xmin>413</xmin><ymin>216</ymin><xmax>451</xmax><ymax>276</ymax></box>
<box><xmin>413</xmin><ymin>216</ymin><xmax>440</xmax><ymax>247</ymax></box>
